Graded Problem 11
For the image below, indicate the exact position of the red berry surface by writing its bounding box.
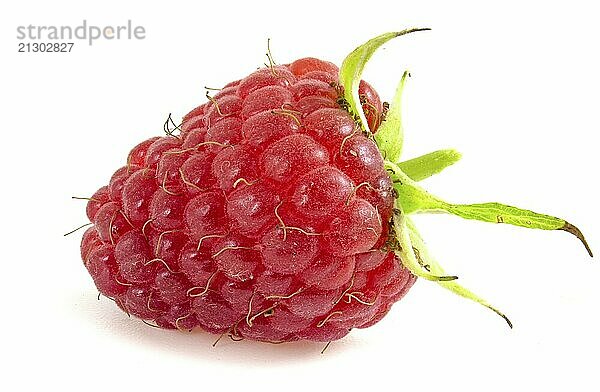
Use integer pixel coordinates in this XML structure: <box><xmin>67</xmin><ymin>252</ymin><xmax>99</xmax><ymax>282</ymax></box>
<box><xmin>81</xmin><ymin>57</ymin><xmax>415</xmax><ymax>343</ymax></box>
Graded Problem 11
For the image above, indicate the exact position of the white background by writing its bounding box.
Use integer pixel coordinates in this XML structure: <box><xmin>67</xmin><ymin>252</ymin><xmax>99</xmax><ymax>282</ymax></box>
<box><xmin>2</xmin><ymin>0</ymin><xmax>598</xmax><ymax>391</ymax></box>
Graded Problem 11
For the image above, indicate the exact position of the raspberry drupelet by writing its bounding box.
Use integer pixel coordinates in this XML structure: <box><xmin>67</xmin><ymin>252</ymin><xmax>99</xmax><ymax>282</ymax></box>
<box><xmin>81</xmin><ymin>57</ymin><xmax>415</xmax><ymax>343</ymax></box>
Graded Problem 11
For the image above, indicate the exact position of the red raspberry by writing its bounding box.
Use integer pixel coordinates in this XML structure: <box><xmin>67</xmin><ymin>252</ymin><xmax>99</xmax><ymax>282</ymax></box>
<box><xmin>76</xmin><ymin>31</ymin><xmax>592</xmax><ymax>348</ymax></box>
<box><xmin>80</xmin><ymin>56</ymin><xmax>414</xmax><ymax>343</ymax></box>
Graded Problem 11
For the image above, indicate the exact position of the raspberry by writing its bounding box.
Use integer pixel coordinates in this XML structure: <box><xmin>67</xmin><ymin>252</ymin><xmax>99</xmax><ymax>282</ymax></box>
<box><xmin>80</xmin><ymin>54</ymin><xmax>414</xmax><ymax>343</ymax></box>
<box><xmin>77</xmin><ymin>31</ymin><xmax>591</xmax><ymax>346</ymax></box>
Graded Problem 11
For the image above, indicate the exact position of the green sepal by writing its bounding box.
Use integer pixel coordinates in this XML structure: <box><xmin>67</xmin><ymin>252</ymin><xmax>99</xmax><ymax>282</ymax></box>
<box><xmin>404</xmin><ymin>217</ymin><xmax>513</xmax><ymax>328</ymax></box>
<box><xmin>339</xmin><ymin>29</ymin><xmax>430</xmax><ymax>135</ymax></box>
<box><xmin>398</xmin><ymin>149</ymin><xmax>462</xmax><ymax>181</ymax></box>
<box><xmin>385</xmin><ymin>161</ymin><xmax>593</xmax><ymax>257</ymax></box>
<box><xmin>392</xmin><ymin>202</ymin><xmax>459</xmax><ymax>282</ymax></box>
<box><xmin>375</xmin><ymin>70</ymin><xmax>409</xmax><ymax>161</ymax></box>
